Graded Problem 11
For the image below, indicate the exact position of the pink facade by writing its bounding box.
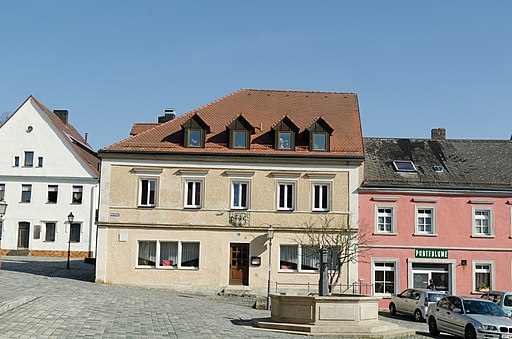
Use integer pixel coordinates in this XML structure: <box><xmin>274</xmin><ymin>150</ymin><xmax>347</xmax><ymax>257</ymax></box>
<box><xmin>358</xmin><ymin>191</ymin><xmax>512</xmax><ymax>308</ymax></box>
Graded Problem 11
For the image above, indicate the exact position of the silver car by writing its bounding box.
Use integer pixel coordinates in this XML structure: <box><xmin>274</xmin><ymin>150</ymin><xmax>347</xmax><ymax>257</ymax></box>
<box><xmin>427</xmin><ymin>296</ymin><xmax>512</xmax><ymax>339</ymax></box>
<box><xmin>389</xmin><ymin>288</ymin><xmax>446</xmax><ymax>322</ymax></box>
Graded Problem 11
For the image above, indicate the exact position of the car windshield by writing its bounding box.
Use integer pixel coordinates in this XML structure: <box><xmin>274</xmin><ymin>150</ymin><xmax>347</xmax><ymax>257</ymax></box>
<box><xmin>463</xmin><ymin>300</ymin><xmax>507</xmax><ymax>316</ymax></box>
<box><xmin>427</xmin><ymin>293</ymin><xmax>446</xmax><ymax>302</ymax></box>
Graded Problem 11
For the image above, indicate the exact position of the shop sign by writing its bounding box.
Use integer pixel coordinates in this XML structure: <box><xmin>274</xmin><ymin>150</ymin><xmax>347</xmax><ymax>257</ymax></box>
<box><xmin>415</xmin><ymin>248</ymin><xmax>448</xmax><ymax>259</ymax></box>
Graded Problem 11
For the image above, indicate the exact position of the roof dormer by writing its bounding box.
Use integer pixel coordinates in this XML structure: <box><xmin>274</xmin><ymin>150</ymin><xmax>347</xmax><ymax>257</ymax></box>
<box><xmin>227</xmin><ymin>114</ymin><xmax>255</xmax><ymax>150</ymax></box>
<box><xmin>272</xmin><ymin>115</ymin><xmax>299</xmax><ymax>150</ymax></box>
<box><xmin>307</xmin><ymin>117</ymin><xmax>334</xmax><ymax>151</ymax></box>
<box><xmin>181</xmin><ymin>114</ymin><xmax>210</xmax><ymax>148</ymax></box>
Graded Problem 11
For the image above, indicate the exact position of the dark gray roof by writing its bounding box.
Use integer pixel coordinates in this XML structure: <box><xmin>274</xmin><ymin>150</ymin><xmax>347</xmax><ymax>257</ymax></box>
<box><xmin>363</xmin><ymin>138</ymin><xmax>512</xmax><ymax>191</ymax></box>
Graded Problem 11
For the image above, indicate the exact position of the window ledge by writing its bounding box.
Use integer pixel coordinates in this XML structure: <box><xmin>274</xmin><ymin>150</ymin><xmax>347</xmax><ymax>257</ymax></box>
<box><xmin>471</xmin><ymin>235</ymin><xmax>495</xmax><ymax>239</ymax></box>
<box><xmin>278</xmin><ymin>270</ymin><xmax>319</xmax><ymax>274</ymax></box>
<box><xmin>413</xmin><ymin>233</ymin><xmax>438</xmax><ymax>237</ymax></box>
<box><xmin>138</xmin><ymin>205</ymin><xmax>156</xmax><ymax>209</ymax></box>
<box><xmin>277</xmin><ymin>209</ymin><xmax>295</xmax><ymax>212</ymax></box>
<box><xmin>312</xmin><ymin>210</ymin><xmax>330</xmax><ymax>213</ymax></box>
<box><xmin>184</xmin><ymin>206</ymin><xmax>202</xmax><ymax>210</ymax></box>
<box><xmin>373</xmin><ymin>232</ymin><xmax>397</xmax><ymax>236</ymax></box>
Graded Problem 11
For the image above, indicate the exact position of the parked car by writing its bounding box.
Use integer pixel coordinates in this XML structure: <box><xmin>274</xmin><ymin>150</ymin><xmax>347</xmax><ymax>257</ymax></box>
<box><xmin>481</xmin><ymin>291</ymin><xmax>512</xmax><ymax>317</ymax></box>
<box><xmin>427</xmin><ymin>295</ymin><xmax>512</xmax><ymax>339</ymax></box>
<box><xmin>389</xmin><ymin>288</ymin><xmax>446</xmax><ymax>322</ymax></box>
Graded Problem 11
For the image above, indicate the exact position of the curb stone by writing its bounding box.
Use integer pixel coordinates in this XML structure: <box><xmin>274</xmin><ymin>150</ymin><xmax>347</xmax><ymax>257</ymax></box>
<box><xmin>0</xmin><ymin>296</ymin><xmax>38</xmax><ymax>316</ymax></box>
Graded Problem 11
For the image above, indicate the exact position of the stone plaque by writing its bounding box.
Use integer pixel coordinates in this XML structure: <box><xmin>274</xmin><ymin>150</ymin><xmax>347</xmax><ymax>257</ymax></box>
<box><xmin>228</xmin><ymin>211</ymin><xmax>250</xmax><ymax>227</ymax></box>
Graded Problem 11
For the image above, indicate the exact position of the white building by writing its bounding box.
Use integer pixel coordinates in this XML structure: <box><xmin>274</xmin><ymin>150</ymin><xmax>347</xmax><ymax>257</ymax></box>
<box><xmin>0</xmin><ymin>96</ymin><xmax>99</xmax><ymax>258</ymax></box>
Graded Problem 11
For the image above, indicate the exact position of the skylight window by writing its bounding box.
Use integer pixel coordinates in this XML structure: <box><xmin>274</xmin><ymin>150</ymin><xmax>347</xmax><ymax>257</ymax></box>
<box><xmin>393</xmin><ymin>161</ymin><xmax>417</xmax><ymax>172</ymax></box>
<box><xmin>433</xmin><ymin>165</ymin><xmax>444</xmax><ymax>173</ymax></box>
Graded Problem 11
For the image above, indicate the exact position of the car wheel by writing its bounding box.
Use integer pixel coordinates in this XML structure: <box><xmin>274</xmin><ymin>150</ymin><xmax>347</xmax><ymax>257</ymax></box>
<box><xmin>428</xmin><ymin>317</ymin><xmax>440</xmax><ymax>336</ymax></box>
<box><xmin>389</xmin><ymin>303</ymin><xmax>396</xmax><ymax>315</ymax></box>
<box><xmin>414</xmin><ymin>309</ymin><xmax>423</xmax><ymax>322</ymax></box>
<box><xmin>465</xmin><ymin>325</ymin><xmax>477</xmax><ymax>339</ymax></box>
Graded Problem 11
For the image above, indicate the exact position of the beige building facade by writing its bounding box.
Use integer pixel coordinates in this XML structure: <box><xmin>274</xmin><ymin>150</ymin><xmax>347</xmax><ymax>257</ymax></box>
<box><xmin>96</xmin><ymin>89</ymin><xmax>365</xmax><ymax>295</ymax></box>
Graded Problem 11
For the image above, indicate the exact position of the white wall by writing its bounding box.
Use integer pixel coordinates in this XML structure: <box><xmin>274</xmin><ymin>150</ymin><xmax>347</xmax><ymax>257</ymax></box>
<box><xmin>0</xmin><ymin>98</ymin><xmax>99</xmax><ymax>255</ymax></box>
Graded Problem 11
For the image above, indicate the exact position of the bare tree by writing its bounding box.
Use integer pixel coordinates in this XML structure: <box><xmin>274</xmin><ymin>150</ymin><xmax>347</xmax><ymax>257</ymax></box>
<box><xmin>296</xmin><ymin>215</ymin><xmax>373</xmax><ymax>293</ymax></box>
<box><xmin>0</xmin><ymin>112</ymin><xmax>11</xmax><ymax>125</ymax></box>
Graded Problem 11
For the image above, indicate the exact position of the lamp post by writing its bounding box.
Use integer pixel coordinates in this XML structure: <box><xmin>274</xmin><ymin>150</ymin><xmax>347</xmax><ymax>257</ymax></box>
<box><xmin>67</xmin><ymin>212</ymin><xmax>74</xmax><ymax>269</ymax></box>
<box><xmin>266</xmin><ymin>225</ymin><xmax>274</xmax><ymax>310</ymax></box>
<box><xmin>0</xmin><ymin>199</ymin><xmax>8</xmax><ymax>269</ymax></box>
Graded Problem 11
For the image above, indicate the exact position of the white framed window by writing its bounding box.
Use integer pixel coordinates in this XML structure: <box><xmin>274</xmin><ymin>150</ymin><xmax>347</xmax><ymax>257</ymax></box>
<box><xmin>415</xmin><ymin>207</ymin><xmax>436</xmax><ymax>235</ymax></box>
<box><xmin>37</xmin><ymin>157</ymin><xmax>43</xmax><ymax>167</ymax></box>
<box><xmin>138</xmin><ymin>240</ymin><xmax>200</xmax><ymax>269</ymax></box>
<box><xmin>21</xmin><ymin>184</ymin><xmax>32</xmax><ymax>203</ymax></box>
<box><xmin>137</xmin><ymin>240</ymin><xmax>157</xmax><ymax>267</ymax></box>
<box><xmin>72</xmin><ymin>186</ymin><xmax>83</xmax><ymax>204</ymax></box>
<box><xmin>69</xmin><ymin>223</ymin><xmax>81</xmax><ymax>243</ymax></box>
<box><xmin>0</xmin><ymin>184</ymin><xmax>5</xmax><ymax>200</ymax></box>
<box><xmin>372</xmin><ymin>259</ymin><xmax>399</xmax><ymax>296</ymax></box>
<box><xmin>13</xmin><ymin>156</ymin><xmax>20</xmax><ymax>167</ymax></box>
<box><xmin>231</xmin><ymin>181</ymin><xmax>249</xmax><ymax>209</ymax></box>
<box><xmin>184</xmin><ymin>180</ymin><xmax>202</xmax><ymax>208</ymax></box>
<box><xmin>139</xmin><ymin>179</ymin><xmax>157</xmax><ymax>207</ymax></box>
<box><xmin>279</xmin><ymin>244</ymin><xmax>338</xmax><ymax>272</ymax></box>
<box><xmin>24</xmin><ymin>151</ymin><xmax>34</xmax><ymax>167</ymax></box>
<box><xmin>277</xmin><ymin>182</ymin><xmax>295</xmax><ymax>211</ymax></box>
<box><xmin>375</xmin><ymin>205</ymin><xmax>396</xmax><ymax>234</ymax></box>
<box><xmin>44</xmin><ymin>222</ymin><xmax>56</xmax><ymax>242</ymax></box>
<box><xmin>47</xmin><ymin>185</ymin><xmax>58</xmax><ymax>204</ymax></box>
<box><xmin>472</xmin><ymin>261</ymin><xmax>494</xmax><ymax>293</ymax></box>
<box><xmin>312</xmin><ymin>183</ymin><xmax>330</xmax><ymax>212</ymax></box>
<box><xmin>472</xmin><ymin>208</ymin><xmax>493</xmax><ymax>237</ymax></box>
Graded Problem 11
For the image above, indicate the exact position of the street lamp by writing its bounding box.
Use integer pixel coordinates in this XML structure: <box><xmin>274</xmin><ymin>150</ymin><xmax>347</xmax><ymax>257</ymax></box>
<box><xmin>67</xmin><ymin>212</ymin><xmax>74</xmax><ymax>269</ymax></box>
<box><xmin>266</xmin><ymin>224</ymin><xmax>274</xmax><ymax>310</ymax></box>
<box><xmin>0</xmin><ymin>199</ymin><xmax>8</xmax><ymax>269</ymax></box>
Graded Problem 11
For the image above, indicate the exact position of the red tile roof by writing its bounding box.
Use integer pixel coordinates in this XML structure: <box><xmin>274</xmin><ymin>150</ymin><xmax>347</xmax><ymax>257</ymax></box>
<box><xmin>102</xmin><ymin>89</ymin><xmax>364</xmax><ymax>158</ymax></box>
<box><xmin>30</xmin><ymin>97</ymin><xmax>100</xmax><ymax>177</ymax></box>
<box><xmin>130</xmin><ymin>123</ymin><xmax>161</xmax><ymax>136</ymax></box>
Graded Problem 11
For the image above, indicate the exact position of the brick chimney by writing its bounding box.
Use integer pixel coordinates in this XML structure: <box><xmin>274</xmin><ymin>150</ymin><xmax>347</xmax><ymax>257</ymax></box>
<box><xmin>431</xmin><ymin>128</ymin><xmax>446</xmax><ymax>141</ymax></box>
<box><xmin>158</xmin><ymin>108</ymin><xmax>176</xmax><ymax>123</ymax></box>
<box><xmin>53</xmin><ymin>110</ymin><xmax>69</xmax><ymax>125</ymax></box>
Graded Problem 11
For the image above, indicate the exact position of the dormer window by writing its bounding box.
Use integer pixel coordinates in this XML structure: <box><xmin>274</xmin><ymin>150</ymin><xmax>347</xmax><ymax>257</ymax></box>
<box><xmin>307</xmin><ymin>117</ymin><xmax>333</xmax><ymax>152</ymax></box>
<box><xmin>181</xmin><ymin>114</ymin><xmax>210</xmax><ymax>148</ymax></box>
<box><xmin>227</xmin><ymin>114</ymin><xmax>255</xmax><ymax>150</ymax></box>
<box><xmin>186</xmin><ymin>129</ymin><xmax>203</xmax><ymax>148</ymax></box>
<box><xmin>312</xmin><ymin>133</ymin><xmax>327</xmax><ymax>151</ymax></box>
<box><xmin>232</xmin><ymin>131</ymin><xmax>248</xmax><ymax>149</ymax></box>
<box><xmin>273</xmin><ymin>116</ymin><xmax>299</xmax><ymax>150</ymax></box>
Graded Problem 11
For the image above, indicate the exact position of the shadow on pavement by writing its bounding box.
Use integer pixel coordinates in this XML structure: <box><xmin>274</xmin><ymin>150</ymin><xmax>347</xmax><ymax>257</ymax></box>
<box><xmin>0</xmin><ymin>256</ymin><xmax>95</xmax><ymax>282</ymax></box>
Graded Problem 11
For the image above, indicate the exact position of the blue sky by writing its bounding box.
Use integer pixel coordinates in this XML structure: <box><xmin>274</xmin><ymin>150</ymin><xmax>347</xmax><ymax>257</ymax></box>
<box><xmin>1</xmin><ymin>1</ymin><xmax>511</xmax><ymax>150</ymax></box>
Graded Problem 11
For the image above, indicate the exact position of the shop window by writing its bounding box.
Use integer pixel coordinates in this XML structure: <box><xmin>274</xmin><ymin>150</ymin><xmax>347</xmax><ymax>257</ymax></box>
<box><xmin>473</xmin><ymin>208</ymin><xmax>493</xmax><ymax>237</ymax></box>
<box><xmin>473</xmin><ymin>262</ymin><xmax>493</xmax><ymax>292</ymax></box>
<box><xmin>279</xmin><ymin>245</ymin><xmax>298</xmax><ymax>270</ymax></box>
<box><xmin>373</xmin><ymin>261</ymin><xmax>397</xmax><ymax>296</ymax></box>
<box><xmin>375</xmin><ymin>205</ymin><xmax>396</xmax><ymax>234</ymax></box>
<box><xmin>137</xmin><ymin>240</ymin><xmax>157</xmax><ymax>267</ymax></box>
<box><xmin>280</xmin><ymin>245</ymin><xmax>335</xmax><ymax>272</ymax></box>
<box><xmin>141</xmin><ymin>240</ymin><xmax>200</xmax><ymax>269</ymax></box>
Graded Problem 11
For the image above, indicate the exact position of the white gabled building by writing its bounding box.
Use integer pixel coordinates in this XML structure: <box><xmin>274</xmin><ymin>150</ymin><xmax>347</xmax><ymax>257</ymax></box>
<box><xmin>0</xmin><ymin>96</ymin><xmax>99</xmax><ymax>258</ymax></box>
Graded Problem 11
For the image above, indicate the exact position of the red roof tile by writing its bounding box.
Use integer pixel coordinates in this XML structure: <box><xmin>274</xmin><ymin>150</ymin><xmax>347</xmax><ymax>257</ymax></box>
<box><xmin>102</xmin><ymin>89</ymin><xmax>364</xmax><ymax>157</ymax></box>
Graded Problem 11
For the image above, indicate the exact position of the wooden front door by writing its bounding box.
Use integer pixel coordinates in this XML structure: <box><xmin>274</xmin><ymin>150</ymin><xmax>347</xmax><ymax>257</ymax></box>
<box><xmin>229</xmin><ymin>243</ymin><xmax>249</xmax><ymax>286</ymax></box>
<box><xmin>18</xmin><ymin>222</ymin><xmax>30</xmax><ymax>248</ymax></box>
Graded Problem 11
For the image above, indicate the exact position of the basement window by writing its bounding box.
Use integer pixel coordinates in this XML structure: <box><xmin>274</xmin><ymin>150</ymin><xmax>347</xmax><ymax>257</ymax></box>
<box><xmin>393</xmin><ymin>161</ymin><xmax>417</xmax><ymax>172</ymax></box>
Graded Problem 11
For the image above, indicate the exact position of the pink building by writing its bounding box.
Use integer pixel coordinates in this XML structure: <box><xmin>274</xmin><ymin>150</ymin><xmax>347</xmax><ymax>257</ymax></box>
<box><xmin>358</xmin><ymin>130</ymin><xmax>512</xmax><ymax>308</ymax></box>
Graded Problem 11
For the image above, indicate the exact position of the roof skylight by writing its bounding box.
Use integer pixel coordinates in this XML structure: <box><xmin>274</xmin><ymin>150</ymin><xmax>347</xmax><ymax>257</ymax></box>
<box><xmin>392</xmin><ymin>161</ymin><xmax>417</xmax><ymax>172</ymax></box>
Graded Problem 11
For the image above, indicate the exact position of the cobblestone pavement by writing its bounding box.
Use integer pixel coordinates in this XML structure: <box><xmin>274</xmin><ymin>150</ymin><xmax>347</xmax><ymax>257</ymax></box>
<box><xmin>0</xmin><ymin>256</ymin><xmax>446</xmax><ymax>338</ymax></box>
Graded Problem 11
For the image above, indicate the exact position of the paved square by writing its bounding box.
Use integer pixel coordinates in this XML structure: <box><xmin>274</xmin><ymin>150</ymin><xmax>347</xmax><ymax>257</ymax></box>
<box><xmin>0</xmin><ymin>256</ymin><xmax>431</xmax><ymax>338</ymax></box>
